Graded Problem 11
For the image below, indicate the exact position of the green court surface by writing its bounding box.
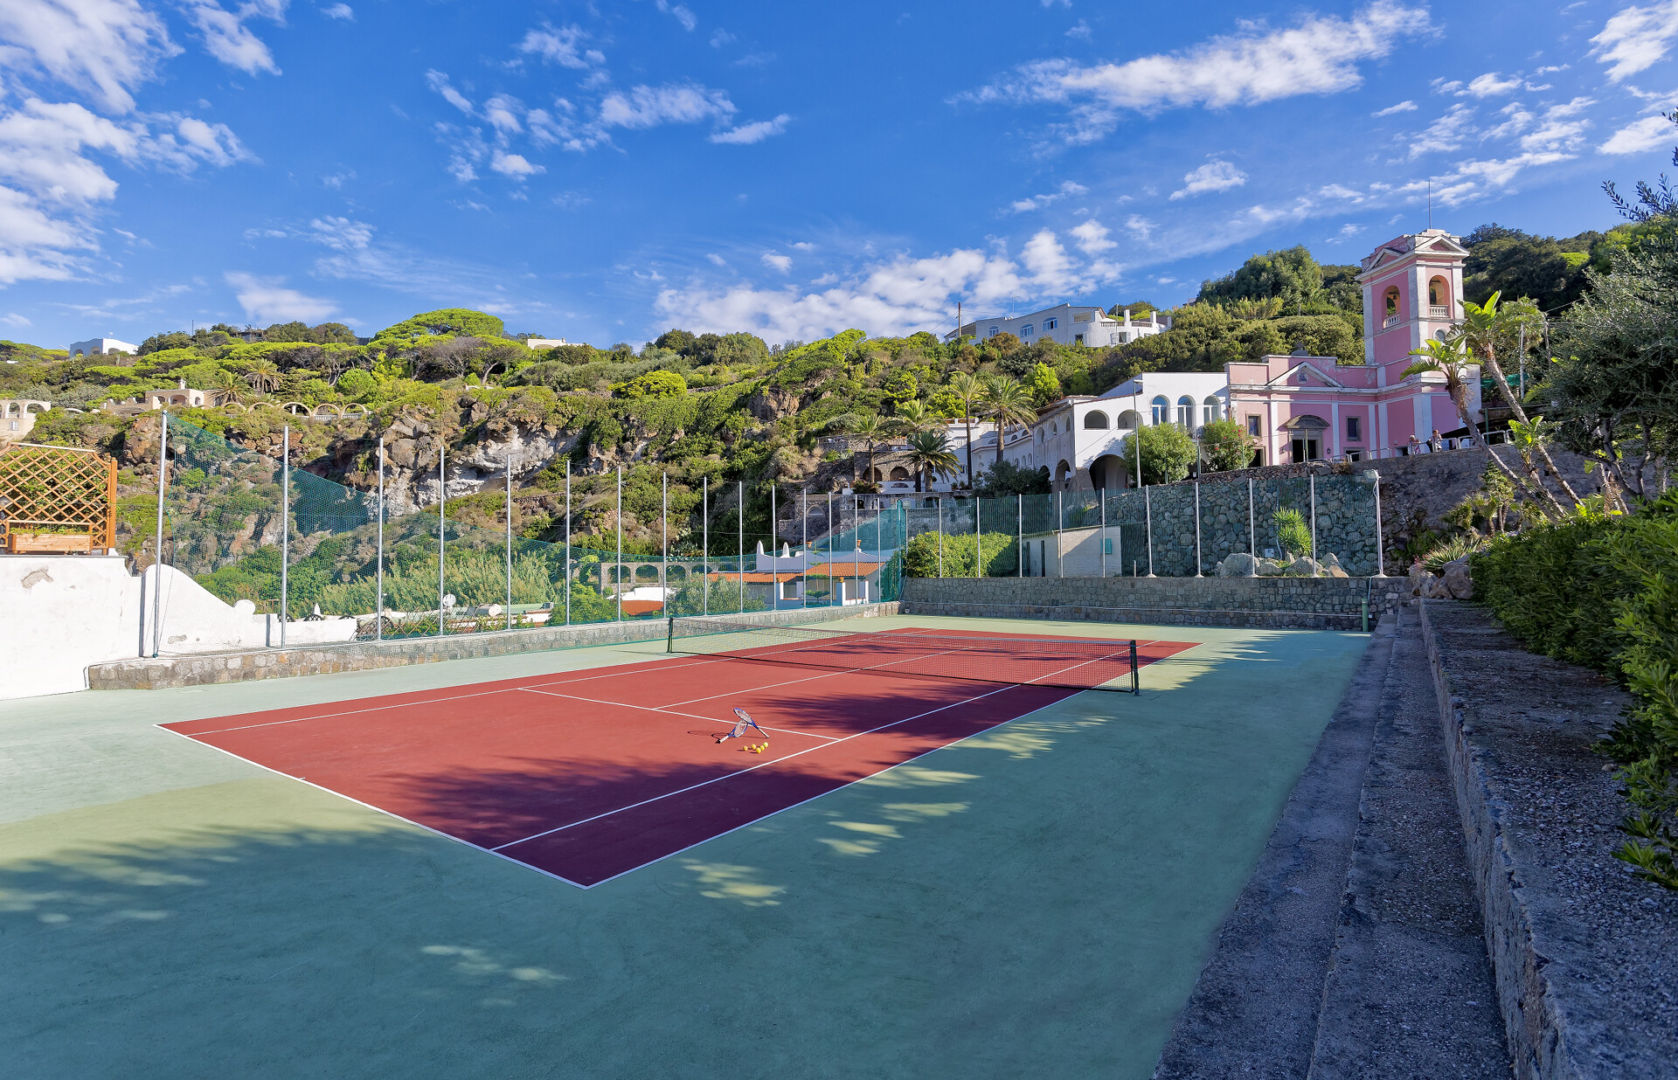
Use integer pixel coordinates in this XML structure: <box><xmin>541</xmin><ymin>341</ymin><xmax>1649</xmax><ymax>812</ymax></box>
<box><xmin>1</xmin><ymin>615</ymin><xmax>1368</xmax><ymax>1079</ymax></box>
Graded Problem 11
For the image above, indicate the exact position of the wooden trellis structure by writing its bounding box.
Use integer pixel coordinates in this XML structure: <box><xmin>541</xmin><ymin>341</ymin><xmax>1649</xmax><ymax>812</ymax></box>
<box><xmin>0</xmin><ymin>442</ymin><xmax>118</xmax><ymax>555</ymax></box>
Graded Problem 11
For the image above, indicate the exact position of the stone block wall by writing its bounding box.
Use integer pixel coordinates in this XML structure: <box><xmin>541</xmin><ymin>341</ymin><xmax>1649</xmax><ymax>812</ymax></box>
<box><xmin>901</xmin><ymin>576</ymin><xmax>1406</xmax><ymax>631</ymax></box>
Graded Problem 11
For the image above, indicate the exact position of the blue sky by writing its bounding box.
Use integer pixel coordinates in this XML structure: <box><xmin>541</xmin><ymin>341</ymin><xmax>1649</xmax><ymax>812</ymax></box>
<box><xmin>1</xmin><ymin>0</ymin><xmax>1675</xmax><ymax>350</ymax></box>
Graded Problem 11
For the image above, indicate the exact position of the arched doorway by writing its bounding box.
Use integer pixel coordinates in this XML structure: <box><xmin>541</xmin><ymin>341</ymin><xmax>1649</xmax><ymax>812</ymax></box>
<box><xmin>1089</xmin><ymin>454</ymin><xmax>1127</xmax><ymax>490</ymax></box>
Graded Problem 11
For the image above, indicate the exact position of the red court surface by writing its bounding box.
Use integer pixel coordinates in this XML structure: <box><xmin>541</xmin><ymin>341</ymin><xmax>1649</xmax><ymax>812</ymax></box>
<box><xmin>162</xmin><ymin>628</ymin><xmax>1198</xmax><ymax>888</ymax></box>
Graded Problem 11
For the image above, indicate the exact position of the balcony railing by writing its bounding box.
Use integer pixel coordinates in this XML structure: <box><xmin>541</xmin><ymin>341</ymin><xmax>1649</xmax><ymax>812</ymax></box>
<box><xmin>1382</xmin><ymin>314</ymin><xmax>1401</xmax><ymax>328</ymax></box>
<box><xmin>1428</xmin><ymin>305</ymin><xmax>1451</xmax><ymax>318</ymax></box>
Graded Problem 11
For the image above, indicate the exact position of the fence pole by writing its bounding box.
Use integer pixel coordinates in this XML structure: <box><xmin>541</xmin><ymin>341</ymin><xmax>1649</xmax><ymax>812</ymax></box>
<box><xmin>661</xmin><ymin>471</ymin><xmax>668</xmax><ymax>606</ymax></box>
<box><xmin>1116</xmin><ymin>491</ymin><xmax>1124</xmax><ymax>578</ymax></box>
<box><xmin>936</xmin><ymin>498</ymin><xmax>943</xmax><ymax>578</ymax></box>
<box><xmin>800</xmin><ymin>488</ymin><xmax>808</xmax><ymax>611</ymax></box>
<box><xmin>616</xmin><ymin>465</ymin><xmax>624</xmax><ymax>622</ymax></box>
<box><xmin>375</xmin><ymin>439</ymin><xmax>385</xmax><ymax>641</ymax></box>
<box><xmin>436</xmin><ymin>440</ymin><xmax>445</xmax><ymax>637</ymax></box>
<box><xmin>152</xmin><ymin>411</ymin><xmax>167</xmax><ymax>657</ymax></box>
<box><xmin>1100</xmin><ymin>491</ymin><xmax>1107</xmax><ymax>578</ymax></box>
<box><xmin>281</xmin><ymin>424</ymin><xmax>290</xmax><ymax>646</ymax></box>
<box><xmin>505</xmin><ymin>451</ymin><xmax>514</xmax><ymax>630</ymax></box>
<box><xmin>1309</xmin><ymin>471</ymin><xmax>1318</xmax><ymax>563</ymax></box>
<box><xmin>1017</xmin><ymin>493</ymin><xmax>1023</xmax><ymax>577</ymax></box>
<box><xmin>1056</xmin><ymin>490</ymin><xmax>1063</xmax><ymax>578</ymax></box>
<box><xmin>1145</xmin><ymin>485</ymin><xmax>1155</xmax><ymax>577</ymax></box>
<box><xmin>563</xmin><ymin>460</ymin><xmax>571</xmax><ymax>627</ymax></box>
<box><xmin>827</xmin><ymin>490</ymin><xmax>835</xmax><ymax>604</ymax></box>
<box><xmin>1373</xmin><ymin>473</ymin><xmax>1386</xmax><ymax>577</ymax></box>
<box><xmin>1248</xmin><ymin>476</ymin><xmax>1258</xmax><ymax>577</ymax></box>
<box><xmin>974</xmin><ymin>497</ymin><xmax>982</xmax><ymax>579</ymax></box>
<box><xmin>702</xmin><ymin>476</ymin><xmax>709</xmax><ymax>616</ymax></box>
<box><xmin>770</xmin><ymin>482</ymin><xmax>777</xmax><ymax>609</ymax></box>
<box><xmin>1194</xmin><ymin>481</ymin><xmax>1203</xmax><ymax>577</ymax></box>
<box><xmin>852</xmin><ymin>496</ymin><xmax>859</xmax><ymax>602</ymax></box>
<box><xmin>738</xmin><ymin>481</ymin><xmax>745</xmax><ymax>614</ymax></box>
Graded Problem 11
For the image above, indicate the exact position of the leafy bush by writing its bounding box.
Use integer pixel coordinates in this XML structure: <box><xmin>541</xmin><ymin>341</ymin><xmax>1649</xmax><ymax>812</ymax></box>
<box><xmin>1120</xmin><ymin>422</ymin><xmax>1197</xmax><ymax>485</ymax></box>
<box><xmin>1274</xmin><ymin>507</ymin><xmax>1311</xmax><ymax>558</ymax></box>
<box><xmin>1421</xmin><ymin>533</ymin><xmax>1486</xmax><ymax>572</ymax></box>
<box><xmin>901</xmin><ymin>530</ymin><xmax>1018</xmax><ymax>577</ymax></box>
<box><xmin>1199</xmin><ymin>418</ymin><xmax>1256</xmax><ymax>472</ymax></box>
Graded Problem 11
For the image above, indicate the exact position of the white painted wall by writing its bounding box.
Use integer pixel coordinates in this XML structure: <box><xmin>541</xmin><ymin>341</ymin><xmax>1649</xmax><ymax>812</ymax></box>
<box><xmin>0</xmin><ymin>555</ymin><xmax>356</xmax><ymax>699</ymax></box>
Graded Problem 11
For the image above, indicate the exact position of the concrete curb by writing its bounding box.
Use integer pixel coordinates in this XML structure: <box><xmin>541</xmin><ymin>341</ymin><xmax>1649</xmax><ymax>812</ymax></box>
<box><xmin>86</xmin><ymin>603</ymin><xmax>900</xmax><ymax>690</ymax></box>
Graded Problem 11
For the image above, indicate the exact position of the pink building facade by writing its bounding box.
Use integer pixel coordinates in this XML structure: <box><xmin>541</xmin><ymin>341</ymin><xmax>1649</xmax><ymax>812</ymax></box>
<box><xmin>1226</xmin><ymin>229</ymin><xmax>1480</xmax><ymax>465</ymax></box>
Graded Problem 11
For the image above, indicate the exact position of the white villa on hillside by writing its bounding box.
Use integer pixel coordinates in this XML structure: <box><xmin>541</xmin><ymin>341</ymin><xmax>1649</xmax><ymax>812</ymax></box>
<box><xmin>1003</xmin><ymin>372</ymin><xmax>1229</xmax><ymax>491</ymax></box>
<box><xmin>945</xmin><ymin>304</ymin><xmax>1172</xmax><ymax>348</ymax></box>
<box><xmin>68</xmin><ymin>337</ymin><xmax>138</xmax><ymax>357</ymax></box>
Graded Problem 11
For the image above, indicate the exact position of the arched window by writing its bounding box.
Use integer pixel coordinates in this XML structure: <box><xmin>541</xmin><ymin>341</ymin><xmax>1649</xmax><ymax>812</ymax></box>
<box><xmin>1021</xmin><ymin>323</ymin><xmax>1034</xmax><ymax>337</ymax></box>
<box><xmin>889</xmin><ymin>466</ymin><xmax>910</xmax><ymax>481</ymax></box>
<box><xmin>1150</xmin><ymin>395</ymin><xmax>1170</xmax><ymax>425</ymax></box>
<box><xmin>1083</xmin><ymin>411</ymin><xmax>1110</xmax><ymax>429</ymax></box>
<box><xmin>1203</xmin><ymin>396</ymin><xmax>1220</xmax><ymax>426</ymax></box>
<box><xmin>1428</xmin><ymin>275</ymin><xmax>1450</xmax><ymax>317</ymax></box>
<box><xmin>1116</xmin><ymin>409</ymin><xmax>1142</xmax><ymax>430</ymax></box>
<box><xmin>1383</xmin><ymin>286</ymin><xmax>1400</xmax><ymax>319</ymax></box>
<box><xmin>1177</xmin><ymin>395</ymin><xmax>1195</xmax><ymax>428</ymax></box>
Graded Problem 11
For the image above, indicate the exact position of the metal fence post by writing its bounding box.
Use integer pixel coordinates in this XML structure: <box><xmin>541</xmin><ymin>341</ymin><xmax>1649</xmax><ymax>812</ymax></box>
<box><xmin>702</xmin><ymin>476</ymin><xmax>710</xmax><ymax>615</ymax></box>
<box><xmin>281</xmin><ymin>424</ymin><xmax>290</xmax><ymax>646</ymax></box>
<box><xmin>1194</xmin><ymin>480</ymin><xmax>1203</xmax><ymax>577</ymax></box>
<box><xmin>800</xmin><ymin>488</ymin><xmax>807</xmax><ymax>611</ymax></box>
<box><xmin>1145</xmin><ymin>484</ymin><xmax>1155</xmax><ymax>577</ymax></box>
<box><xmin>769</xmin><ymin>482</ymin><xmax>777</xmax><ymax>609</ymax></box>
<box><xmin>1310</xmin><ymin>471</ymin><xmax>1318</xmax><ymax>563</ymax></box>
<box><xmin>1056</xmin><ymin>490</ymin><xmax>1063</xmax><ymax>578</ymax></box>
<box><xmin>563</xmin><ymin>459</ymin><xmax>571</xmax><ymax>627</ymax></box>
<box><xmin>851</xmin><ymin>496</ymin><xmax>859</xmax><ymax>603</ymax></box>
<box><xmin>375</xmin><ymin>438</ymin><xmax>385</xmax><ymax>641</ymax></box>
<box><xmin>1248</xmin><ymin>476</ymin><xmax>1258</xmax><ymax>576</ymax></box>
<box><xmin>738</xmin><ymin>481</ymin><xmax>746</xmax><ymax>614</ymax></box>
<box><xmin>1017</xmin><ymin>493</ymin><xmax>1023</xmax><ymax>577</ymax></box>
<box><xmin>826</xmin><ymin>490</ymin><xmax>834</xmax><ymax>604</ymax></box>
<box><xmin>936</xmin><ymin>498</ymin><xmax>943</xmax><ymax>578</ymax></box>
<box><xmin>436</xmin><ymin>440</ymin><xmax>445</xmax><ymax>637</ymax></box>
<box><xmin>1100</xmin><ymin>491</ymin><xmax>1107</xmax><ymax>578</ymax></box>
<box><xmin>661</xmin><ymin>471</ymin><xmax>669</xmax><ymax>605</ymax></box>
<box><xmin>616</xmin><ymin>465</ymin><xmax>624</xmax><ymax>622</ymax></box>
<box><xmin>152</xmin><ymin>411</ymin><xmax>167</xmax><ymax>657</ymax></box>
<box><xmin>974</xmin><ymin>496</ymin><xmax>982</xmax><ymax>578</ymax></box>
<box><xmin>505</xmin><ymin>451</ymin><xmax>514</xmax><ymax>630</ymax></box>
<box><xmin>1373</xmin><ymin>472</ymin><xmax>1386</xmax><ymax>577</ymax></box>
<box><xmin>1116</xmin><ymin>491</ymin><xmax>1124</xmax><ymax>578</ymax></box>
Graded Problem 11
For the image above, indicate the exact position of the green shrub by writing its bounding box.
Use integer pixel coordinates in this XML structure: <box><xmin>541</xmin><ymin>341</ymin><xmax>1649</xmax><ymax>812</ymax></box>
<box><xmin>901</xmin><ymin>530</ymin><xmax>1018</xmax><ymax>577</ymax></box>
<box><xmin>1274</xmin><ymin>507</ymin><xmax>1311</xmax><ymax>558</ymax></box>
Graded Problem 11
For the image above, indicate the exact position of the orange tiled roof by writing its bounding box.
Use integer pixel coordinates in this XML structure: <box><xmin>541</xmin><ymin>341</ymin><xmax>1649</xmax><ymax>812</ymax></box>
<box><xmin>620</xmin><ymin>600</ymin><xmax>665</xmax><ymax>615</ymax></box>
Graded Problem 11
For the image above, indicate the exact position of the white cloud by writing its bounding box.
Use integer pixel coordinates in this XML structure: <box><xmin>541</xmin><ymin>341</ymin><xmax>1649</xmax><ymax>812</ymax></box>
<box><xmin>709</xmin><ymin>29</ymin><xmax>735</xmax><ymax>48</ymax></box>
<box><xmin>0</xmin><ymin>0</ymin><xmax>180</xmax><ymax>113</ymax></box>
<box><xmin>490</xmin><ymin>150</ymin><xmax>542</xmax><ymax>178</ymax></box>
<box><xmin>599</xmin><ymin>83</ymin><xmax>735</xmax><ymax>129</ymax></box>
<box><xmin>516</xmin><ymin>23</ymin><xmax>605</xmax><ymax>70</ymax></box>
<box><xmin>321</xmin><ymin>3</ymin><xmax>352</xmax><ymax>20</ymax></box>
<box><xmin>1601</xmin><ymin>112</ymin><xmax>1677</xmax><ymax>154</ymax></box>
<box><xmin>483</xmin><ymin>94</ymin><xmax>523</xmax><ymax>134</ymax></box>
<box><xmin>225</xmin><ymin>271</ymin><xmax>337</xmax><ymax>323</ymax></box>
<box><xmin>1021</xmin><ymin>229</ymin><xmax>1079</xmax><ymax>291</ymax></box>
<box><xmin>655</xmin><ymin>0</ymin><xmax>697</xmax><ymax>31</ymax></box>
<box><xmin>965</xmin><ymin>2</ymin><xmax>1431</xmax><ymax>142</ymax></box>
<box><xmin>1125</xmin><ymin>214</ymin><xmax>1155</xmax><ymax>242</ymax></box>
<box><xmin>1069</xmin><ymin>219</ymin><xmax>1115</xmax><ymax>255</ymax></box>
<box><xmin>1462</xmin><ymin>71</ymin><xmax>1522</xmax><ymax>97</ymax></box>
<box><xmin>0</xmin><ymin>312</ymin><xmax>32</xmax><ymax>329</ymax></box>
<box><xmin>186</xmin><ymin>1</ymin><xmax>288</xmax><ymax>77</ymax></box>
<box><xmin>706</xmin><ymin>253</ymin><xmax>727</xmax><ymax>267</ymax></box>
<box><xmin>710</xmin><ymin>113</ymin><xmax>791</xmax><ymax>144</ymax></box>
<box><xmin>1591</xmin><ymin>1</ymin><xmax>1678</xmax><ymax>81</ymax></box>
<box><xmin>1170</xmin><ymin>159</ymin><xmax>1247</xmax><ymax>199</ymax></box>
<box><xmin>1408</xmin><ymin>102</ymin><xmax>1476</xmax><ymax>158</ymax></box>
<box><xmin>1008</xmin><ymin>179</ymin><xmax>1088</xmax><ymax>213</ymax></box>
<box><xmin>1066</xmin><ymin>19</ymin><xmax>1092</xmax><ymax>40</ymax></box>
<box><xmin>761</xmin><ymin>252</ymin><xmax>791</xmax><ymax>273</ymax></box>
<box><xmin>425</xmin><ymin>70</ymin><xmax>474</xmax><ymax>115</ymax></box>
<box><xmin>1373</xmin><ymin>99</ymin><xmax>1417</xmax><ymax>116</ymax></box>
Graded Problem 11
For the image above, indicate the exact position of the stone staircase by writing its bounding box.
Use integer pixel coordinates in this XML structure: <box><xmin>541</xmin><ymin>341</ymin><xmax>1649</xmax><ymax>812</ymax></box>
<box><xmin>1154</xmin><ymin>608</ymin><xmax>1512</xmax><ymax>1078</ymax></box>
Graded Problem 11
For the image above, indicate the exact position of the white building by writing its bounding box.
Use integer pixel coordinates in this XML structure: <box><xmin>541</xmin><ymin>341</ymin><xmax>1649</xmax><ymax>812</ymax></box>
<box><xmin>1005</xmin><ymin>372</ymin><xmax>1229</xmax><ymax>491</ymax></box>
<box><xmin>67</xmin><ymin>337</ymin><xmax>138</xmax><ymax>357</ymax></box>
<box><xmin>946</xmin><ymin>304</ymin><xmax>1172</xmax><ymax>348</ymax></box>
<box><xmin>525</xmin><ymin>337</ymin><xmax>572</xmax><ymax>350</ymax></box>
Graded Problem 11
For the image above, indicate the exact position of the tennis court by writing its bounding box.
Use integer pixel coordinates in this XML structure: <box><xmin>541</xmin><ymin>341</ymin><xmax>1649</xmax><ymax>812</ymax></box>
<box><xmin>161</xmin><ymin>623</ymin><xmax>1196</xmax><ymax>887</ymax></box>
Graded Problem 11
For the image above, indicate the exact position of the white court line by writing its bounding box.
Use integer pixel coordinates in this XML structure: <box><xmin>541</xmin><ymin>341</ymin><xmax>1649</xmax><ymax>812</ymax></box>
<box><xmin>178</xmin><ymin>653</ymin><xmax>736</xmax><ymax>737</ymax></box>
<box><xmin>513</xmin><ymin>686</ymin><xmax>843</xmax><ymax>744</ymax></box>
<box><xmin>493</xmin><ymin>646</ymin><xmax>1107</xmax><ymax>853</ymax></box>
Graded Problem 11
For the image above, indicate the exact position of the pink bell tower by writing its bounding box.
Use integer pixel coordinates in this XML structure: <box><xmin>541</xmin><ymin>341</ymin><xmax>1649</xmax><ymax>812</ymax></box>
<box><xmin>1356</xmin><ymin>228</ymin><xmax>1470</xmax><ymax>379</ymax></box>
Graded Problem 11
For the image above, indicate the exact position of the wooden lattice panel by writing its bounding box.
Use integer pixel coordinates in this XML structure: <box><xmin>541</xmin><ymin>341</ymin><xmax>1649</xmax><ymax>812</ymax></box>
<box><xmin>0</xmin><ymin>443</ymin><xmax>118</xmax><ymax>554</ymax></box>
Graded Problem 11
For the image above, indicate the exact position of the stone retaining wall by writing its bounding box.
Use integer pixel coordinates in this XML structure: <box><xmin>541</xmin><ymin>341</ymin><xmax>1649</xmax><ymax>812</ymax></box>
<box><xmin>901</xmin><ymin>576</ymin><xmax>1407</xmax><ymax>630</ymax></box>
<box><xmin>1420</xmin><ymin>601</ymin><xmax>1678</xmax><ymax>1079</ymax></box>
<box><xmin>87</xmin><ymin>603</ymin><xmax>900</xmax><ymax>690</ymax></box>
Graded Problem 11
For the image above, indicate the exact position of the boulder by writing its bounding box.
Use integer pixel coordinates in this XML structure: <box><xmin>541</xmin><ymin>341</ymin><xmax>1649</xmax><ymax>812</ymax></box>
<box><xmin>1319</xmin><ymin>553</ymin><xmax>1351</xmax><ymax>578</ymax></box>
<box><xmin>1287</xmin><ymin>556</ymin><xmax>1323</xmax><ymax>576</ymax></box>
<box><xmin>1256</xmin><ymin>558</ymin><xmax>1288</xmax><ymax>577</ymax></box>
<box><xmin>1217</xmin><ymin>552</ymin><xmax>1258</xmax><ymax>577</ymax></box>
<box><xmin>1442</xmin><ymin>557</ymin><xmax>1474</xmax><ymax>600</ymax></box>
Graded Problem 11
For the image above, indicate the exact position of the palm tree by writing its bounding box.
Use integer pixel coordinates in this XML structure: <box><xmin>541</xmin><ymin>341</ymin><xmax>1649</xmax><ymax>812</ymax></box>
<box><xmin>211</xmin><ymin>370</ymin><xmax>245</xmax><ymax>406</ymax></box>
<box><xmin>981</xmin><ymin>374</ymin><xmax>1038</xmax><ymax>466</ymax></box>
<box><xmin>947</xmin><ymin>371</ymin><xmax>984</xmax><ymax>491</ymax></box>
<box><xmin>1404</xmin><ymin>338</ymin><xmax>1562</xmax><ymax>516</ymax></box>
<box><xmin>892</xmin><ymin>399</ymin><xmax>931</xmax><ymax>436</ymax></box>
<box><xmin>1458</xmin><ymin>292</ymin><xmax>1583</xmax><ymax>508</ymax></box>
<box><xmin>243</xmin><ymin>358</ymin><xmax>281</xmax><ymax>395</ymax></box>
<box><xmin>905</xmin><ymin>429</ymin><xmax>958</xmax><ymax>493</ymax></box>
<box><xmin>846</xmin><ymin>413</ymin><xmax>887</xmax><ymax>485</ymax></box>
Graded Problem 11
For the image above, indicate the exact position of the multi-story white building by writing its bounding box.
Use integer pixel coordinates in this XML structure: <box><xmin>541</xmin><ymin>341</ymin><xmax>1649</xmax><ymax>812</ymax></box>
<box><xmin>945</xmin><ymin>304</ymin><xmax>1172</xmax><ymax>349</ymax></box>
<box><xmin>1004</xmin><ymin>372</ymin><xmax>1229</xmax><ymax>491</ymax></box>
<box><xmin>67</xmin><ymin>337</ymin><xmax>138</xmax><ymax>357</ymax></box>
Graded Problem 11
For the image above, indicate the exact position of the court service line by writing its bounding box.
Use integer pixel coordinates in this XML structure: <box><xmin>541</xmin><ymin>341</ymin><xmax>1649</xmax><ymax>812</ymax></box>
<box><xmin>492</xmin><ymin>646</ymin><xmax>1113</xmax><ymax>854</ymax></box>
<box><xmin>174</xmin><ymin>653</ymin><xmax>738</xmax><ymax>737</ymax></box>
<box><xmin>512</xmin><ymin>687</ymin><xmax>844</xmax><ymax>744</ymax></box>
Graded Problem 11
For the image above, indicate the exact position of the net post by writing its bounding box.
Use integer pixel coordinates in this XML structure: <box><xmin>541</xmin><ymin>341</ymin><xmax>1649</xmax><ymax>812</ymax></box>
<box><xmin>666</xmin><ymin>615</ymin><xmax>675</xmax><ymax>653</ymax></box>
<box><xmin>375</xmin><ymin>439</ymin><xmax>385</xmax><ymax>642</ymax></box>
<box><xmin>1130</xmin><ymin>639</ymin><xmax>1140</xmax><ymax>695</ymax></box>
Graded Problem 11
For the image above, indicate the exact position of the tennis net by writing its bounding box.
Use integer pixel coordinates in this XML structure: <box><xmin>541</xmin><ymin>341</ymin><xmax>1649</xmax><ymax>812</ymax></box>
<box><xmin>666</xmin><ymin>616</ymin><xmax>1139</xmax><ymax>693</ymax></box>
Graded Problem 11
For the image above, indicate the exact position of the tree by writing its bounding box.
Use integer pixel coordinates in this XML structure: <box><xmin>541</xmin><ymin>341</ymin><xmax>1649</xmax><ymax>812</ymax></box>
<box><xmin>1120</xmin><ymin>422</ymin><xmax>1197</xmax><ymax>486</ymax></box>
<box><xmin>138</xmin><ymin>331</ymin><xmax>192</xmax><ymax>355</ymax></box>
<box><xmin>892</xmin><ymin>399</ymin><xmax>931</xmax><ymax>435</ymax></box>
<box><xmin>1463</xmin><ymin>225</ymin><xmax>1591</xmax><ymax>310</ymax></box>
<box><xmin>243</xmin><ymin>358</ymin><xmax>281</xmax><ymax>394</ymax></box>
<box><xmin>980</xmin><ymin>374</ymin><xmax>1038</xmax><ymax>466</ymax></box>
<box><xmin>1197</xmin><ymin>246</ymin><xmax>1325</xmax><ymax>313</ymax></box>
<box><xmin>1025</xmin><ymin>362</ymin><xmax>1061</xmax><ymax>406</ymax></box>
<box><xmin>1604</xmin><ymin>110</ymin><xmax>1677</xmax><ymax>223</ymax></box>
<box><xmin>1199</xmin><ymin>418</ymin><xmax>1256</xmax><ymax>472</ymax></box>
<box><xmin>946</xmin><ymin>371</ymin><xmax>984</xmax><ymax>490</ymax></box>
<box><xmin>973</xmin><ymin>460</ymin><xmax>1051</xmax><ymax>497</ymax></box>
<box><xmin>263</xmin><ymin>321</ymin><xmax>312</xmax><ymax>343</ymax></box>
<box><xmin>846</xmin><ymin>413</ymin><xmax>888</xmax><ymax>483</ymax></box>
<box><xmin>904</xmin><ymin>429</ymin><xmax>957</xmax><ymax>492</ymax></box>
